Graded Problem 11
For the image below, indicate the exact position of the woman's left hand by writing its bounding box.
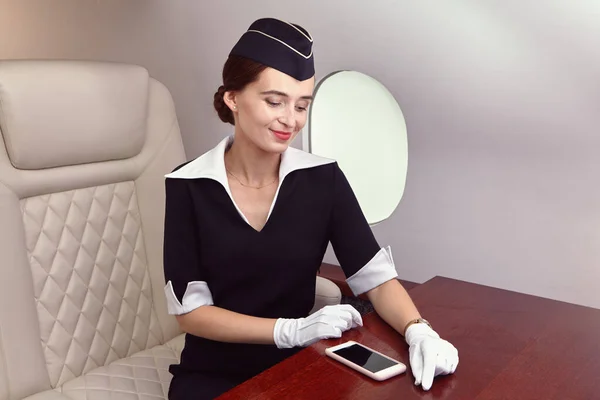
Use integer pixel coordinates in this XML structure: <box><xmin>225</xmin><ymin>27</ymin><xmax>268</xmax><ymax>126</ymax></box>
<box><xmin>405</xmin><ymin>323</ymin><xmax>459</xmax><ymax>391</ymax></box>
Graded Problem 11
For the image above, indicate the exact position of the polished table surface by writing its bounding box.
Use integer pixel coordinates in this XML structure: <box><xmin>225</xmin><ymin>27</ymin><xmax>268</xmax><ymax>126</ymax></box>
<box><xmin>217</xmin><ymin>276</ymin><xmax>600</xmax><ymax>399</ymax></box>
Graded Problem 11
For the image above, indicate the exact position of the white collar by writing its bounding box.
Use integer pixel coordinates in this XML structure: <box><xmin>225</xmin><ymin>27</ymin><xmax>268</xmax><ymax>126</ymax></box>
<box><xmin>165</xmin><ymin>135</ymin><xmax>334</xmax><ymax>184</ymax></box>
<box><xmin>165</xmin><ymin>136</ymin><xmax>335</xmax><ymax>226</ymax></box>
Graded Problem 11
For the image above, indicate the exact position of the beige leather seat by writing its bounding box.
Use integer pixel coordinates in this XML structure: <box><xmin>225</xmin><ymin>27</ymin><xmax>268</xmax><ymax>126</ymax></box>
<box><xmin>0</xmin><ymin>60</ymin><xmax>340</xmax><ymax>400</ymax></box>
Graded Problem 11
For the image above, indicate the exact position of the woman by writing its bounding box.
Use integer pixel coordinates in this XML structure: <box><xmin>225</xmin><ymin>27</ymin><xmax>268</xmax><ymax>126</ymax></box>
<box><xmin>163</xmin><ymin>17</ymin><xmax>458</xmax><ymax>399</ymax></box>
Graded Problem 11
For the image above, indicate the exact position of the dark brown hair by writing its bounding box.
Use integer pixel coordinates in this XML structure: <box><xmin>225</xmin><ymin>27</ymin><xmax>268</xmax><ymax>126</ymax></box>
<box><xmin>213</xmin><ymin>55</ymin><xmax>268</xmax><ymax>125</ymax></box>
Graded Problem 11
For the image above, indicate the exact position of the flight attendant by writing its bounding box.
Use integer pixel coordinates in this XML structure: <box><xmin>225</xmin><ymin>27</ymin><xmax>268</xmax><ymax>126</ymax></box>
<box><xmin>163</xmin><ymin>17</ymin><xmax>458</xmax><ymax>399</ymax></box>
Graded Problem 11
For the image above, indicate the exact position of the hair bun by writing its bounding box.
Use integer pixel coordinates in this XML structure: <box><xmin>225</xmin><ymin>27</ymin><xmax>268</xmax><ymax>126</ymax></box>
<box><xmin>213</xmin><ymin>56</ymin><xmax>268</xmax><ymax>125</ymax></box>
<box><xmin>213</xmin><ymin>85</ymin><xmax>234</xmax><ymax>125</ymax></box>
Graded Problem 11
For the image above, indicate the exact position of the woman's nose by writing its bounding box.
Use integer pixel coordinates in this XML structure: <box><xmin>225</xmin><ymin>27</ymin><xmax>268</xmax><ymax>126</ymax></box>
<box><xmin>278</xmin><ymin>105</ymin><xmax>296</xmax><ymax>128</ymax></box>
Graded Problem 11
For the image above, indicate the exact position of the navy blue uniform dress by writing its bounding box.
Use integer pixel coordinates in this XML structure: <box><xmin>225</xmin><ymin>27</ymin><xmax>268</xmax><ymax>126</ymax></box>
<box><xmin>163</xmin><ymin>136</ymin><xmax>398</xmax><ymax>399</ymax></box>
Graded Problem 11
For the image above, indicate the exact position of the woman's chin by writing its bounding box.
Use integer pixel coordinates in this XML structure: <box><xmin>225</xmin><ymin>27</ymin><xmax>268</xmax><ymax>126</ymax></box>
<box><xmin>264</xmin><ymin>134</ymin><xmax>294</xmax><ymax>153</ymax></box>
<box><xmin>264</xmin><ymin>141</ymin><xmax>290</xmax><ymax>154</ymax></box>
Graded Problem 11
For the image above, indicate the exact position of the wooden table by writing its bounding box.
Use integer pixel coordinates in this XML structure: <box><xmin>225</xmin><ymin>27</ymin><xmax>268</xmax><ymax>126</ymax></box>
<box><xmin>217</xmin><ymin>276</ymin><xmax>600</xmax><ymax>399</ymax></box>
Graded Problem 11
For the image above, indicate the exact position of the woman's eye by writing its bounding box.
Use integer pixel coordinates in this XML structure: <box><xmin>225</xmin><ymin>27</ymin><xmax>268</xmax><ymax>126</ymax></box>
<box><xmin>296</xmin><ymin>106</ymin><xmax>307</xmax><ymax>112</ymax></box>
<box><xmin>266</xmin><ymin>100</ymin><xmax>281</xmax><ymax>107</ymax></box>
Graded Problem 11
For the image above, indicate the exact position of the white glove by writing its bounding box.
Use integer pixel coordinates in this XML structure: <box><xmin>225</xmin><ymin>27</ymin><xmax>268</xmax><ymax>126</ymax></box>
<box><xmin>273</xmin><ymin>304</ymin><xmax>363</xmax><ymax>349</ymax></box>
<box><xmin>405</xmin><ymin>323</ymin><xmax>459</xmax><ymax>391</ymax></box>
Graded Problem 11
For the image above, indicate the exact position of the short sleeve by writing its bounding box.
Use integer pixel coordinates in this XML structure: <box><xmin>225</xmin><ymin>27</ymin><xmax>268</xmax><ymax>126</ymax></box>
<box><xmin>329</xmin><ymin>163</ymin><xmax>398</xmax><ymax>296</ymax></box>
<box><xmin>163</xmin><ymin>177</ymin><xmax>214</xmax><ymax>315</ymax></box>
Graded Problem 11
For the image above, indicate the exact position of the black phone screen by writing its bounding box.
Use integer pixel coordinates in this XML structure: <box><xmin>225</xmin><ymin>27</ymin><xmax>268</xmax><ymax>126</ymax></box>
<box><xmin>332</xmin><ymin>343</ymin><xmax>398</xmax><ymax>373</ymax></box>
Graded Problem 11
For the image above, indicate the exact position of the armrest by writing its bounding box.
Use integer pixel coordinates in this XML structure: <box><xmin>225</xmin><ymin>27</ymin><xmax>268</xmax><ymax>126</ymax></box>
<box><xmin>310</xmin><ymin>276</ymin><xmax>342</xmax><ymax>314</ymax></box>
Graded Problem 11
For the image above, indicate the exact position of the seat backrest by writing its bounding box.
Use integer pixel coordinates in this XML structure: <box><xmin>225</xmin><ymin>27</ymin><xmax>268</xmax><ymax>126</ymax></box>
<box><xmin>0</xmin><ymin>60</ymin><xmax>185</xmax><ymax>399</ymax></box>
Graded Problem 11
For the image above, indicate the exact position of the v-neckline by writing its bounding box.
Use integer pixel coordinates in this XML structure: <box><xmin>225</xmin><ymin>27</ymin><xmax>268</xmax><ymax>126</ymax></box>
<box><xmin>164</xmin><ymin>135</ymin><xmax>337</xmax><ymax>233</ymax></box>
<box><xmin>223</xmin><ymin>170</ymin><xmax>283</xmax><ymax>233</ymax></box>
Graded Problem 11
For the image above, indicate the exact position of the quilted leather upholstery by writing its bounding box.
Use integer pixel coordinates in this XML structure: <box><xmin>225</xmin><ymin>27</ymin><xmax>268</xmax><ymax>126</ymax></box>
<box><xmin>0</xmin><ymin>61</ymin><xmax>188</xmax><ymax>400</ymax></box>
<box><xmin>21</xmin><ymin>182</ymin><xmax>163</xmax><ymax>387</ymax></box>
<box><xmin>58</xmin><ymin>335</ymin><xmax>184</xmax><ymax>400</ymax></box>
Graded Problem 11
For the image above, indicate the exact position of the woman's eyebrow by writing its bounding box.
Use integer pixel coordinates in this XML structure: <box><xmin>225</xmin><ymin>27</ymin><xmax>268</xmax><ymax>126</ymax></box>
<box><xmin>260</xmin><ymin>90</ymin><xmax>313</xmax><ymax>100</ymax></box>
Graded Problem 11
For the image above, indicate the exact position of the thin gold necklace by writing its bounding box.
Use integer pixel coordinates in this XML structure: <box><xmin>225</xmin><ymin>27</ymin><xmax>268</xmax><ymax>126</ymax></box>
<box><xmin>226</xmin><ymin>168</ymin><xmax>278</xmax><ymax>189</ymax></box>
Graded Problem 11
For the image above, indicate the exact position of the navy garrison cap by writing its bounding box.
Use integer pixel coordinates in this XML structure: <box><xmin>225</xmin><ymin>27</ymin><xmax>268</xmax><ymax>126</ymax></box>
<box><xmin>229</xmin><ymin>18</ymin><xmax>314</xmax><ymax>81</ymax></box>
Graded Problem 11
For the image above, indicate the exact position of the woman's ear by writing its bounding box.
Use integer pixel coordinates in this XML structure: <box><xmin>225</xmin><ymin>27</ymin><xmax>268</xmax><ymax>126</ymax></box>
<box><xmin>223</xmin><ymin>91</ymin><xmax>238</xmax><ymax>113</ymax></box>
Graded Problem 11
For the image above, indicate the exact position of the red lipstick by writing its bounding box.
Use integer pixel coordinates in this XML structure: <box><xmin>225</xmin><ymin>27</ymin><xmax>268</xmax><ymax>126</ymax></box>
<box><xmin>271</xmin><ymin>129</ymin><xmax>292</xmax><ymax>141</ymax></box>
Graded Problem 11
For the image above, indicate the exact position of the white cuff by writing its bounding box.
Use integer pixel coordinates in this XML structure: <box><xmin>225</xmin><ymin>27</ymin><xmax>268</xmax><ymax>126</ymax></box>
<box><xmin>346</xmin><ymin>246</ymin><xmax>398</xmax><ymax>296</ymax></box>
<box><xmin>164</xmin><ymin>280</ymin><xmax>214</xmax><ymax>315</ymax></box>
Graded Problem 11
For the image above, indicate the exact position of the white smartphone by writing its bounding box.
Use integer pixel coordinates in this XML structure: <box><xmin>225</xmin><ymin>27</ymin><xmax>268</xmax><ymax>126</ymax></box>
<box><xmin>325</xmin><ymin>341</ymin><xmax>406</xmax><ymax>381</ymax></box>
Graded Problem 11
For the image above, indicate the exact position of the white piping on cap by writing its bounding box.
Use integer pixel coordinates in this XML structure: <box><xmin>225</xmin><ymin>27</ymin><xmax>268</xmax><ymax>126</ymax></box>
<box><xmin>246</xmin><ymin>30</ymin><xmax>313</xmax><ymax>59</ymax></box>
<box><xmin>283</xmin><ymin>20</ymin><xmax>313</xmax><ymax>42</ymax></box>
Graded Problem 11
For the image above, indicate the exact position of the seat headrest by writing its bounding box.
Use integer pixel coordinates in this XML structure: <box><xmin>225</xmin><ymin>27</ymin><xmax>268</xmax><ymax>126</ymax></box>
<box><xmin>0</xmin><ymin>60</ymin><xmax>149</xmax><ymax>170</ymax></box>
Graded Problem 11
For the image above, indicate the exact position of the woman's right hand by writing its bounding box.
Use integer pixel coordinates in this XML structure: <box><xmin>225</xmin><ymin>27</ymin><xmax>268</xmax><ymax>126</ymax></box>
<box><xmin>273</xmin><ymin>304</ymin><xmax>363</xmax><ymax>348</ymax></box>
